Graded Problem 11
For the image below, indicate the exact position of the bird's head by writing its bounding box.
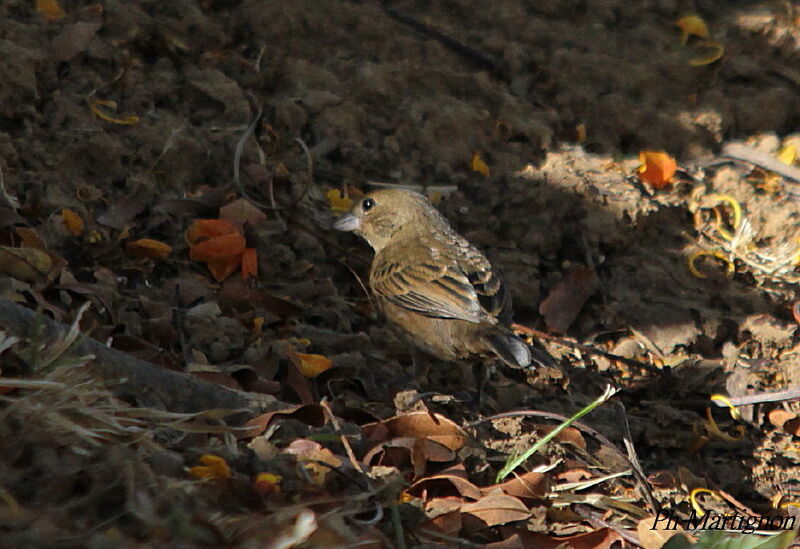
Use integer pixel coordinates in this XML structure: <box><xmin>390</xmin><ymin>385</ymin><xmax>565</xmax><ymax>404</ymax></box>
<box><xmin>333</xmin><ymin>189</ymin><xmax>445</xmax><ymax>252</ymax></box>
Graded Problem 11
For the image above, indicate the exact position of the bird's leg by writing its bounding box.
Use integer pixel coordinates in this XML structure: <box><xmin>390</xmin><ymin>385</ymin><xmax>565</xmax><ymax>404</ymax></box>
<box><xmin>411</xmin><ymin>348</ymin><xmax>430</xmax><ymax>382</ymax></box>
<box><xmin>472</xmin><ymin>361</ymin><xmax>491</xmax><ymax>410</ymax></box>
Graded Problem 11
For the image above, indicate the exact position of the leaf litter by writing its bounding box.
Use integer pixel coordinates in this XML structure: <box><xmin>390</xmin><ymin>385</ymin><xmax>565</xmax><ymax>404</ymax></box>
<box><xmin>1</xmin><ymin>0</ymin><xmax>800</xmax><ymax>547</ymax></box>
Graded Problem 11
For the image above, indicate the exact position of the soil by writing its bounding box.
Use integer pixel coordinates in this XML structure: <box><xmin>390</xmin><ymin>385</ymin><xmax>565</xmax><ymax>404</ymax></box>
<box><xmin>1</xmin><ymin>0</ymin><xmax>799</xmax><ymax>547</ymax></box>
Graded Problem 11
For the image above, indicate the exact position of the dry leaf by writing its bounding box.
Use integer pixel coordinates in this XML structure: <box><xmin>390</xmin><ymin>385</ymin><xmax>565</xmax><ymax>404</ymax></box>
<box><xmin>470</xmin><ymin>151</ymin><xmax>490</xmax><ymax>177</ymax></box>
<box><xmin>638</xmin><ymin>151</ymin><xmax>677</xmax><ymax>189</ymax></box>
<box><xmin>366</xmin><ymin>412</ymin><xmax>469</xmax><ymax>451</ymax></box>
<box><xmin>240</xmin><ymin>404</ymin><xmax>326</xmax><ymax>438</ymax></box>
<box><xmin>293</xmin><ymin>352</ymin><xmax>333</xmax><ymax>378</ymax></box>
<box><xmin>637</xmin><ymin>514</ymin><xmax>685</xmax><ymax>549</ymax></box>
<box><xmin>488</xmin><ymin>471</ymin><xmax>550</xmax><ymax>500</ymax></box>
<box><xmin>0</xmin><ymin>247</ymin><xmax>55</xmax><ymax>284</ymax></box>
<box><xmin>126</xmin><ymin>238</ymin><xmax>172</xmax><ymax>259</ymax></box>
<box><xmin>219</xmin><ymin>198</ymin><xmax>267</xmax><ymax>228</ymax></box>
<box><xmin>61</xmin><ymin>208</ymin><xmax>84</xmax><ymax>236</ymax></box>
<box><xmin>461</xmin><ymin>494</ymin><xmax>530</xmax><ymax>528</ymax></box>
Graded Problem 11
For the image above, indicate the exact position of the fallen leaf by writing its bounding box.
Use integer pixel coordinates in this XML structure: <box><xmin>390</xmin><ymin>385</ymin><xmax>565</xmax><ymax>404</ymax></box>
<box><xmin>126</xmin><ymin>238</ymin><xmax>172</xmax><ymax>259</ymax></box>
<box><xmin>676</xmin><ymin>15</ymin><xmax>709</xmax><ymax>44</ymax></box>
<box><xmin>638</xmin><ymin>151</ymin><xmax>677</xmax><ymax>189</ymax></box>
<box><xmin>364</xmin><ymin>412</ymin><xmax>469</xmax><ymax>451</ymax></box>
<box><xmin>461</xmin><ymin>494</ymin><xmax>530</xmax><ymax>528</ymax></box>
<box><xmin>638</xmin><ymin>514</ymin><xmax>685</xmax><ymax>549</ymax></box>
<box><xmin>471</xmin><ymin>151</ymin><xmax>490</xmax><ymax>177</ymax></box>
<box><xmin>36</xmin><ymin>0</ymin><xmax>66</xmax><ymax>21</ymax></box>
<box><xmin>0</xmin><ymin>247</ymin><xmax>55</xmax><ymax>285</ymax></box>
<box><xmin>408</xmin><ymin>466</ymin><xmax>483</xmax><ymax>501</ymax></box>
<box><xmin>51</xmin><ymin>21</ymin><xmax>102</xmax><ymax>61</ymax></box>
<box><xmin>290</xmin><ymin>352</ymin><xmax>333</xmax><ymax>378</ymax></box>
<box><xmin>240</xmin><ymin>404</ymin><xmax>326</xmax><ymax>439</ymax></box>
<box><xmin>61</xmin><ymin>208</ymin><xmax>84</xmax><ymax>236</ymax></box>
<box><xmin>768</xmin><ymin>409</ymin><xmax>800</xmax><ymax>436</ymax></box>
<box><xmin>487</xmin><ymin>471</ymin><xmax>550</xmax><ymax>500</ymax></box>
<box><xmin>219</xmin><ymin>198</ymin><xmax>267</xmax><ymax>228</ymax></box>
<box><xmin>539</xmin><ymin>268</ymin><xmax>599</xmax><ymax>332</ymax></box>
<box><xmin>499</xmin><ymin>526</ymin><xmax>623</xmax><ymax>549</ymax></box>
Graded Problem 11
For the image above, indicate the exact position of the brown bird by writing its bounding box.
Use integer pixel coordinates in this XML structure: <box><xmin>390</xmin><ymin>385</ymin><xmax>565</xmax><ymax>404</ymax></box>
<box><xmin>334</xmin><ymin>188</ymin><xmax>546</xmax><ymax>371</ymax></box>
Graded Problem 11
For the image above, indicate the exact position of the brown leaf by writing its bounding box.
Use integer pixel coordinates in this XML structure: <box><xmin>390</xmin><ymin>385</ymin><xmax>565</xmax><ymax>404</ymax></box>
<box><xmin>499</xmin><ymin>526</ymin><xmax>623</xmax><ymax>549</ymax></box>
<box><xmin>240</xmin><ymin>404</ymin><xmax>326</xmax><ymax>439</ymax></box>
<box><xmin>539</xmin><ymin>268</ymin><xmax>598</xmax><ymax>333</ymax></box>
<box><xmin>417</xmin><ymin>510</ymin><xmax>463</xmax><ymax>541</ymax></box>
<box><xmin>0</xmin><ymin>246</ymin><xmax>55</xmax><ymax>284</ymax></box>
<box><xmin>407</xmin><ymin>465</ymin><xmax>483</xmax><ymax>501</ymax></box>
<box><xmin>219</xmin><ymin>198</ymin><xmax>267</xmax><ymax>228</ymax></box>
<box><xmin>97</xmin><ymin>193</ymin><xmax>149</xmax><ymax>229</ymax></box>
<box><xmin>365</xmin><ymin>412</ymin><xmax>468</xmax><ymax>451</ymax></box>
<box><xmin>461</xmin><ymin>494</ymin><xmax>530</xmax><ymax>529</ymax></box>
<box><xmin>637</xmin><ymin>515</ymin><xmax>684</xmax><ymax>549</ymax></box>
<box><xmin>486</xmin><ymin>471</ymin><xmax>550</xmax><ymax>500</ymax></box>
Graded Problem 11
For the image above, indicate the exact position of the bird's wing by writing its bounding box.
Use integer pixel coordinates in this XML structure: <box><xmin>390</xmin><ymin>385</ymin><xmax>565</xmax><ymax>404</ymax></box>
<box><xmin>371</xmin><ymin>245</ymin><xmax>495</xmax><ymax>323</ymax></box>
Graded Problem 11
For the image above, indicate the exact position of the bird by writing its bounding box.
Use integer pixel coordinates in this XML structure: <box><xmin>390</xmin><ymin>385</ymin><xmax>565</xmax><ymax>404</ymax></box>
<box><xmin>333</xmin><ymin>188</ymin><xmax>550</xmax><ymax>374</ymax></box>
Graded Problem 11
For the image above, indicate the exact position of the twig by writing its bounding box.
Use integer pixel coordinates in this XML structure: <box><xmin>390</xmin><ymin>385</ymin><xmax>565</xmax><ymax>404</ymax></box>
<box><xmin>616</xmin><ymin>401</ymin><xmax>659</xmax><ymax>512</ymax></box>
<box><xmin>711</xmin><ymin>388</ymin><xmax>800</xmax><ymax>407</ymax></box>
<box><xmin>722</xmin><ymin>142</ymin><xmax>800</xmax><ymax>183</ymax></box>
<box><xmin>233</xmin><ymin>104</ymin><xmax>280</xmax><ymax>211</ymax></box>
<box><xmin>320</xmin><ymin>397</ymin><xmax>363</xmax><ymax>474</ymax></box>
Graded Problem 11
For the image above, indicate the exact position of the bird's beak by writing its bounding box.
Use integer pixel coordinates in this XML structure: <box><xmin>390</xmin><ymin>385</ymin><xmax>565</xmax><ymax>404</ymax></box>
<box><xmin>332</xmin><ymin>213</ymin><xmax>361</xmax><ymax>231</ymax></box>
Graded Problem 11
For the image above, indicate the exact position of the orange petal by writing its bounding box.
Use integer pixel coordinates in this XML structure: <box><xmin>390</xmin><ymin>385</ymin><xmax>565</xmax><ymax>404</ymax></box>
<box><xmin>126</xmin><ymin>238</ymin><xmax>172</xmax><ymax>259</ymax></box>
<box><xmin>241</xmin><ymin>248</ymin><xmax>258</xmax><ymax>281</ymax></box>
<box><xmin>189</xmin><ymin>233</ymin><xmax>245</xmax><ymax>262</ymax></box>
<box><xmin>61</xmin><ymin>208</ymin><xmax>84</xmax><ymax>236</ymax></box>
<box><xmin>207</xmin><ymin>255</ymin><xmax>241</xmax><ymax>282</ymax></box>
<box><xmin>189</xmin><ymin>454</ymin><xmax>231</xmax><ymax>480</ymax></box>
<box><xmin>638</xmin><ymin>151</ymin><xmax>677</xmax><ymax>189</ymax></box>
<box><xmin>185</xmin><ymin>219</ymin><xmax>240</xmax><ymax>246</ymax></box>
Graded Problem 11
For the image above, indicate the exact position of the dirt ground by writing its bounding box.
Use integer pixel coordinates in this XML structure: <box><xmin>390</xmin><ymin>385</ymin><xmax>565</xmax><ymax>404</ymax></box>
<box><xmin>1</xmin><ymin>0</ymin><xmax>799</xmax><ymax>547</ymax></box>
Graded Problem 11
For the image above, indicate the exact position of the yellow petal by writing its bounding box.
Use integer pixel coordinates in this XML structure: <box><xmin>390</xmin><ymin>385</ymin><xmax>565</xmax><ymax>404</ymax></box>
<box><xmin>470</xmin><ymin>151</ymin><xmax>490</xmax><ymax>177</ymax></box>
<box><xmin>689</xmin><ymin>41</ymin><xmax>725</xmax><ymax>66</ymax></box>
<box><xmin>778</xmin><ymin>144</ymin><xmax>797</xmax><ymax>166</ymax></box>
<box><xmin>676</xmin><ymin>15</ymin><xmax>709</xmax><ymax>45</ymax></box>
<box><xmin>326</xmin><ymin>188</ymin><xmax>353</xmax><ymax>213</ymax></box>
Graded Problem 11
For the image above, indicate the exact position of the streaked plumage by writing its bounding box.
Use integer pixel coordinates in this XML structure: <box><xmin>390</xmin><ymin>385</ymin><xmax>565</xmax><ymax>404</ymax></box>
<box><xmin>334</xmin><ymin>189</ymin><xmax>539</xmax><ymax>369</ymax></box>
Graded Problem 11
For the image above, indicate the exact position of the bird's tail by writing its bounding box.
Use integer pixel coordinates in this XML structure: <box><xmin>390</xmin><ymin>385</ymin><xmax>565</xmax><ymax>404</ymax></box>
<box><xmin>483</xmin><ymin>328</ymin><xmax>555</xmax><ymax>369</ymax></box>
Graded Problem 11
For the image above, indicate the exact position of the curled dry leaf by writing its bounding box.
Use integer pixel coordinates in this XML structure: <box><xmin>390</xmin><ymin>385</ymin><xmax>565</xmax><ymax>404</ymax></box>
<box><xmin>638</xmin><ymin>151</ymin><xmax>677</xmax><ymax>189</ymax></box>
<box><xmin>364</xmin><ymin>412</ymin><xmax>468</xmax><ymax>451</ymax></box>
<box><xmin>290</xmin><ymin>352</ymin><xmax>332</xmax><ymax>378</ymax></box>
<box><xmin>408</xmin><ymin>467</ymin><xmax>483</xmax><ymax>501</ymax></box>
<box><xmin>486</xmin><ymin>471</ymin><xmax>550</xmax><ymax>500</ymax></box>
<box><xmin>767</xmin><ymin>409</ymin><xmax>800</xmax><ymax>436</ymax></box>
<box><xmin>126</xmin><ymin>238</ymin><xmax>172</xmax><ymax>259</ymax></box>
<box><xmin>219</xmin><ymin>198</ymin><xmax>267</xmax><ymax>228</ymax></box>
<box><xmin>239</xmin><ymin>404</ymin><xmax>326</xmax><ymax>439</ymax></box>
<box><xmin>460</xmin><ymin>494</ymin><xmax>530</xmax><ymax>528</ymax></box>
<box><xmin>0</xmin><ymin>246</ymin><xmax>55</xmax><ymax>285</ymax></box>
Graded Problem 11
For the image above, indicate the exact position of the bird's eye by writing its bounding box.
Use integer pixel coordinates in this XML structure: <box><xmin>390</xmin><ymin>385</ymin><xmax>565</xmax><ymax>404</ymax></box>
<box><xmin>362</xmin><ymin>198</ymin><xmax>375</xmax><ymax>212</ymax></box>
